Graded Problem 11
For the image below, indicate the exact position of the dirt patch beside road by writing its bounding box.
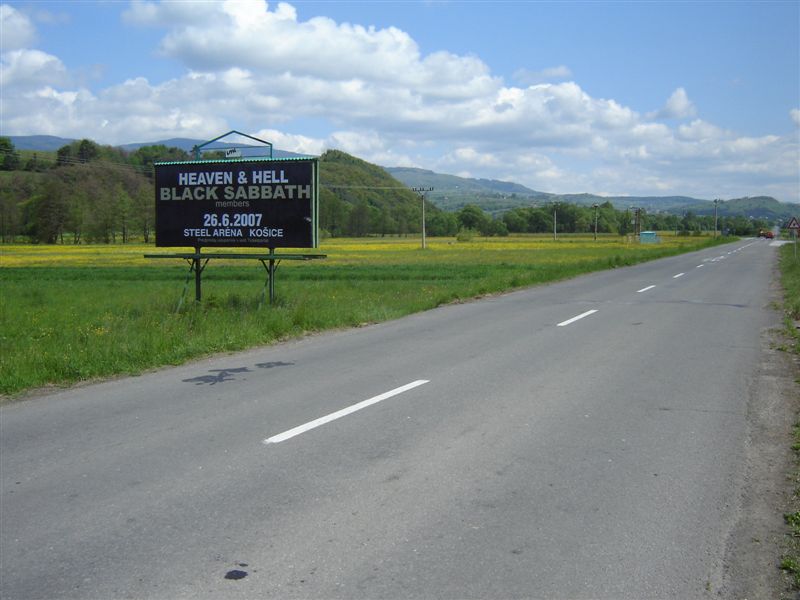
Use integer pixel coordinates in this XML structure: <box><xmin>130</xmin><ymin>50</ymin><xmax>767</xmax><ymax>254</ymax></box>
<box><xmin>720</xmin><ymin>303</ymin><xmax>800</xmax><ymax>597</ymax></box>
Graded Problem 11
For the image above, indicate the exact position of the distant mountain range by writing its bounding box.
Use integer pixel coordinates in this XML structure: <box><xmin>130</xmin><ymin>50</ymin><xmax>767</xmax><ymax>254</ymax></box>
<box><xmin>8</xmin><ymin>134</ymin><xmax>309</xmax><ymax>159</ymax></box>
<box><xmin>385</xmin><ymin>166</ymin><xmax>549</xmax><ymax>199</ymax></box>
<box><xmin>8</xmin><ymin>135</ymin><xmax>75</xmax><ymax>152</ymax></box>
<box><xmin>385</xmin><ymin>167</ymin><xmax>799</xmax><ymax>220</ymax></box>
<box><xmin>8</xmin><ymin>135</ymin><xmax>798</xmax><ymax>220</ymax></box>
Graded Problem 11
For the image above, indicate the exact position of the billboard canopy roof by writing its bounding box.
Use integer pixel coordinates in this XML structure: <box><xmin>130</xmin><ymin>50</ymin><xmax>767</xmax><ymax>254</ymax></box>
<box><xmin>154</xmin><ymin>156</ymin><xmax>316</xmax><ymax>166</ymax></box>
<box><xmin>194</xmin><ymin>130</ymin><xmax>272</xmax><ymax>159</ymax></box>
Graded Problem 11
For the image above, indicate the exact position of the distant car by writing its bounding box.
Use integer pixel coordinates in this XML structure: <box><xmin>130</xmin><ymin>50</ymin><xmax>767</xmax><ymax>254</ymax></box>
<box><xmin>759</xmin><ymin>230</ymin><xmax>774</xmax><ymax>239</ymax></box>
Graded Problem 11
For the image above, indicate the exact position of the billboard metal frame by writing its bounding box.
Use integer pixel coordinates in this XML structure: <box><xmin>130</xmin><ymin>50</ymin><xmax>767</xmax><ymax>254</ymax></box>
<box><xmin>146</xmin><ymin>132</ymin><xmax>324</xmax><ymax>305</ymax></box>
<box><xmin>153</xmin><ymin>155</ymin><xmax>319</xmax><ymax>249</ymax></box>
<box><xmin>192</xmin><ymin>130</ymin><xmax>273</xmax><ymax>160</ymax></box>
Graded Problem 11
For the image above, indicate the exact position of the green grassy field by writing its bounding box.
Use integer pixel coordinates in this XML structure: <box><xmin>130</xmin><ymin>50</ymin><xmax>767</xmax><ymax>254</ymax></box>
<box><xmin>1</xmin><ymin>234</ymin><xmax>732</xmax><ymax>397</ymax></box>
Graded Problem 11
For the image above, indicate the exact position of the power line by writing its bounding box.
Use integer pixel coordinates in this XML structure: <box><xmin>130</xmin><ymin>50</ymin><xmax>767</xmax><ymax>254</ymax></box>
<box><xmin>320</xmin><ymin>184</ymin><xmax>409</xmax><ymax>190</ymax></box>
<box><xmin>0</xmin><ymin>147</ymin><xmax>155</xmax><ymax>176</ymax></box>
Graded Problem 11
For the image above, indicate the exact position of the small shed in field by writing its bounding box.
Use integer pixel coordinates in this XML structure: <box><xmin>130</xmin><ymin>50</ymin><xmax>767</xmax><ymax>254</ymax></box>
<box><xmin>640</xmin><ymin>231</ymin><xmax>660</xmax><ymax>243</ymax></box>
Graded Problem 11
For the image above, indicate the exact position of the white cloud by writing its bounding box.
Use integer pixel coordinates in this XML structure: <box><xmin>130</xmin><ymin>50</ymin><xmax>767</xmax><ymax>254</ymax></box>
<box><xmin>324</xmin><ymin>130</ymin><xmax>418</xmax><ymax>167</ymax></box>
<box><xmin>125</xmin><ymin>0</ymin><xmax>499</xmax><ymax>100</ymax></box>
<box><xmin>792</xmin><ymin>108</ymin><xmax>800</xmax><ymax>127</ymax></box>
<box><xmin>123</xmin><ymin>0</ymin><xmax>223</xmax><ymax>27</ymax></box>
<box><xmin>440</xmin><ymin>147</ymin><xmax>502</xmax><ymax>168</ymax></box>
<box><xmin>0</xmin><ymin>4</ymin><xmax>36</xmax><ymax>50</ymax></box>
<box><xmin>453</xmin><ymin>83</ymin><xmax>639</xmax><ymax>153</ymax></box>
<box><xmin>664</xmin><ymin>88</ymin><xmax>697</xmax><ymax>118</ymax></box>
<box><xmin>253</xmin><ymin>128</ymin><xmax>326</xmax><ymax>155</ymax></box>
<box><xmin>677</xmin><ymin>119</ymin><xmax>727</xmax><ymax>142</ymax></box>
<box><xmin>649</xmin><ymin>87</ymin><xmax>697</xmax><ymax>120</ymax></box>
<box><xmin>1</xmin><ymin>1</ymin><xmax>797</xmax><ymax>203</ymax></box>
<box><xmin>0</xmin><ymin>49</ymin><xmax>68</xmax><ymax>89</ymax></box>
<box><xmin>513</xmin><ymin>65</ymin><xmax>573</xmax><ymax>85</ymax></box>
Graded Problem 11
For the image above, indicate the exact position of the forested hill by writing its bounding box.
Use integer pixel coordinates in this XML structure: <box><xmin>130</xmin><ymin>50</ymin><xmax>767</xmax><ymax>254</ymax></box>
<box><xmin>0</xmin><ymin>137</ymin><xmax>458</xmax><ymax>242</ymax></box>
<box><xmin>385</xmin><ymin>167</ymin><xmax>544</xmax><ymax>197</ymax></box>
<box><xmin>318</xmin><ymin>150</ymin><xmax>429</xmax><ymax>237</ymax></box>
<box><xmin>385</xmin><ymin>167</ymin><xmax>548</xmax><ymax>214</ymax></box>
<box><xmin>689</xmin><ymin>196</ymin><xmax>793</xmax><ymax>220</ymax></box>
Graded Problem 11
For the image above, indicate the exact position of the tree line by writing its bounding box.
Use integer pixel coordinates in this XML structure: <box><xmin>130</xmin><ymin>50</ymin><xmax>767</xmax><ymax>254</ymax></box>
<box><xmin>0</xmin><ymin>137</ymin><xmax>769</xmax><ymax>244</ymax></box>
<box><xmin>1</xmin><ymin>138</ymin><xmax>162</xmax><ymax>243</ymax></box>
<box><xmin>499</xmin><ymin>202</ymin><xmax>768</xmax><ymax>237</ymax></box>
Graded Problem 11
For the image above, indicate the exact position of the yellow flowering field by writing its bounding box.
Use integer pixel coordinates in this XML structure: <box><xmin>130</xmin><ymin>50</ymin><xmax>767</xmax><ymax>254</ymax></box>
<box><xmin>0</xmin><ymin>233</ymin><xmax>713</xmax><ymax>268</ymax></box>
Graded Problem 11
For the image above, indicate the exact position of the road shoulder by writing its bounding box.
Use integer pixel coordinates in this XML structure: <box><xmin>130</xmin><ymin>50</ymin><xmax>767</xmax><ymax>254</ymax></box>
<box><xmin>720</xmin><ymin>275</ymin><xmax>800</xmax><ymax>598</ymax></box>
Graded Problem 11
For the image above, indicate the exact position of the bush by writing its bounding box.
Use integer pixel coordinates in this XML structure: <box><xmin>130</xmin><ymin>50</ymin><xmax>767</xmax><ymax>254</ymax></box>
<box><xmin>456</xmin><ymin>228</ymin><xmax>477</xmax><ymax>242</ymax></box>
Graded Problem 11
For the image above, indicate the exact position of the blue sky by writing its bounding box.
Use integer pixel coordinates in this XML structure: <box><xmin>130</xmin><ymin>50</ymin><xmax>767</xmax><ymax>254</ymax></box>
<box><xmin>2</xmin><ymin>1</ymin><xmax>798</xmax><ymax>202</ymax></box>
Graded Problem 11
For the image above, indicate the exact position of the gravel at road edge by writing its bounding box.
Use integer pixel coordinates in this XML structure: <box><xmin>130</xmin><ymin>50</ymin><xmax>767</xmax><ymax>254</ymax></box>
<box><xmin>720</xmin><ymin>277</ymin><xmax>800</xmax><ymax>599</ymax></box>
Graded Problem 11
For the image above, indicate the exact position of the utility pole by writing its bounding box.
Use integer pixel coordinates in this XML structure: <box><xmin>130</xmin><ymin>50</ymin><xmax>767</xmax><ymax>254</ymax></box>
<box><xmin>630</xmin><ymin>207</ymin><xmax>641</xmax><ymax>237</ymax></box>
<box><xmin>713</xmin><ymin>198</ymin><xmax>720</xmax><ymax>238</ymax></box>
<box><xmin>412</xmin><ymin>187</ymin><xmax>433</xmax><ymax>249</ymax></box>
<box><xmin>592</xmin><ymin>203</ymin><xmax>599</xmax><ymax>241</ymax></box>
<box><xmin>553</xmin><ymin>206</ymin><xmax>557</xmax><ymax>241</ymax></box>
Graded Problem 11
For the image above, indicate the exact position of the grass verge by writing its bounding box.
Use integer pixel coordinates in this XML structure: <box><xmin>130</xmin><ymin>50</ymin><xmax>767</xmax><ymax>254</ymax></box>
<box><xmin>779</xmin><ymin>241</ymin><xmax>800</xmax><ymax>589</ymax></box>
<box><xmin>1</xmin><ymin>234</ymin><xmax>732</xmax><ymax>398</ymax></box>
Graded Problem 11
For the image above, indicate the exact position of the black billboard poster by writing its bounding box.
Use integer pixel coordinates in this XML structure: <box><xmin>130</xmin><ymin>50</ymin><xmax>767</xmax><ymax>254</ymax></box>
<box><xmin>154</xmin><ymin>158</ymin><xmax>318</xmax><ymax>248</ymax></box>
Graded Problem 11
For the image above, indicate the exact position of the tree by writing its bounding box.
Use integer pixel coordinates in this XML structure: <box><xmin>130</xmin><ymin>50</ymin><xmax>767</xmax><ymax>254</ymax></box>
<box><xmin>502</xmin><ymin>208</ymin><xmax>528</xmax><ymax>233</ymax></box>
<box><xmin>346</xmin><ymin>200</ymin><xmax>372</xmax><ymax>237</ymax></box>
<box><xmin>129</xmin><ymin>145</ymin><xmax>190</xmax><ymax>173</ymax></box>
<box><xmin>0</xmin><ymin>137</ymin><xmax>21</xmax><ymax>171</ymax></box>
<box><xmin>77</xmin><ymin>139</ymin><xmax>100</xmax><ymax>163</ymax></box>
<box><xmin>56</xmin><ymin>144</ymin><xmax>74</xmax><ymax>167</ymax></box>
<box><xmin>597</xmin><ymin>212</ymin><xmax>617</xmax><ymax>234</ymax></box>
<box><xmin>114</xmin><ymin>184</ymin><xmax>133</xmax><ymax>243</ymax></box>
<box><xmin>484</xmin><ymin>218</ymin><xmax>509</xmax><ymax>237</ymax></box>
<box><xmin>550</xmin><ymin>202</ymin><xmax>582</xmax><ymax>233</ymax></box>
<box><xmin>457</xmin><ymin>204</ymin><xmax>490</xmax><ymax>232</ymax></box>
<box><xmin>23</xmin><ymin>153</ymin><xmax>46</xmax><ymax>172</ymax></box>
<box><xmin>66</xmin><ymin>187</ymin><xmax>90</xmax><ymax>244</ymax></box>
<box><xmin>528</xmin><ymin>208</ymin><xmax>552</xmax><ymax>233</ymax></box>
<box><xmin>374</xmin><ymin>206</ymin><xmax>397</xmax><ymax>236</ymax></box>
<box><xmin>618</xmin><ymin>209</ymin><xmax>633</xmax><ymax>235</ymax></box>
<box><xmin>132</xmin><ymin>185</ymin><xmax>153</xmax><ymax>242</ymax></box>
<box><xmin>681</xmin><ymin>211</ymin><xmax>697</xmax><ymax>234</ymax></box>
<box><xmin>0</xmin><ymin>170</ymin><xmax>39</xmax><ymax>242</ymax></box>
<box><xmin>28</xmin><ymin>175</ymin><xmax>70</xmax><ymax>243</ymax></box>
<box><xmin>0</xmin><ymin>186</ymin><xmax>20</xmax><ymax>242</ymax></box>
<box><xmin>85</xmin><ymin>184</ymin><xmax>117</xmax><ymax>243</ymax></box>
<box><xmin>427</xmin><ymin>211</ymin><xmax>458</xmax><ymax>236</ymax></box>
<box><xmin>319</xmin><ymin>189</ymin><xmax>350</xmax><ymax>237</ymax></box>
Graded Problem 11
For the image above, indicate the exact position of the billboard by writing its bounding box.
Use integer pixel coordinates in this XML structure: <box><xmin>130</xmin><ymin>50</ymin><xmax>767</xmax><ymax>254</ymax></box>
<box><xmin>154</xmin><ymin>157</ymin><xmax>318</xmax><ymax>248</ymax></box>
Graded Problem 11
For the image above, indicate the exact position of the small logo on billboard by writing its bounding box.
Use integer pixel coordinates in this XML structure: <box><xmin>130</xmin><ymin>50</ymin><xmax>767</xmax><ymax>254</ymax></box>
<box><xmin>225</xmin><ymin>148</ymin><xmax>242</xmax><ymax>159</ymax></box>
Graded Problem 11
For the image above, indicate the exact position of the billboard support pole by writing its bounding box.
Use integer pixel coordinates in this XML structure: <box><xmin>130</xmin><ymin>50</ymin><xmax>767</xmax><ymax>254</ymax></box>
<box><xmin>269</xmin><ymin>246</ymin><xmax>276</xmax><ymax>304</ymax></box>
<box><xmin>147</xmin><ymin>251</ymin><xmax>326</xmax><ymax>309</ymax></box>
<box><xmin>257</xmin><ymin>249</ymin><xmax>280</xmax><ymax>306</ymax></box>
<box><xmin>194</xmin><ymin>246</ymin><xmax>202</xmax><ymax>302</ymax></box>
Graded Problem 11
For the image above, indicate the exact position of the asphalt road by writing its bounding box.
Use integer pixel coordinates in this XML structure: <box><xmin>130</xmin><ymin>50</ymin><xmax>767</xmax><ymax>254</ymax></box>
<box><xmin>0</xmin><ymin>238</ymin><xmax>784</xmax><ymax>599</ymax></box>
